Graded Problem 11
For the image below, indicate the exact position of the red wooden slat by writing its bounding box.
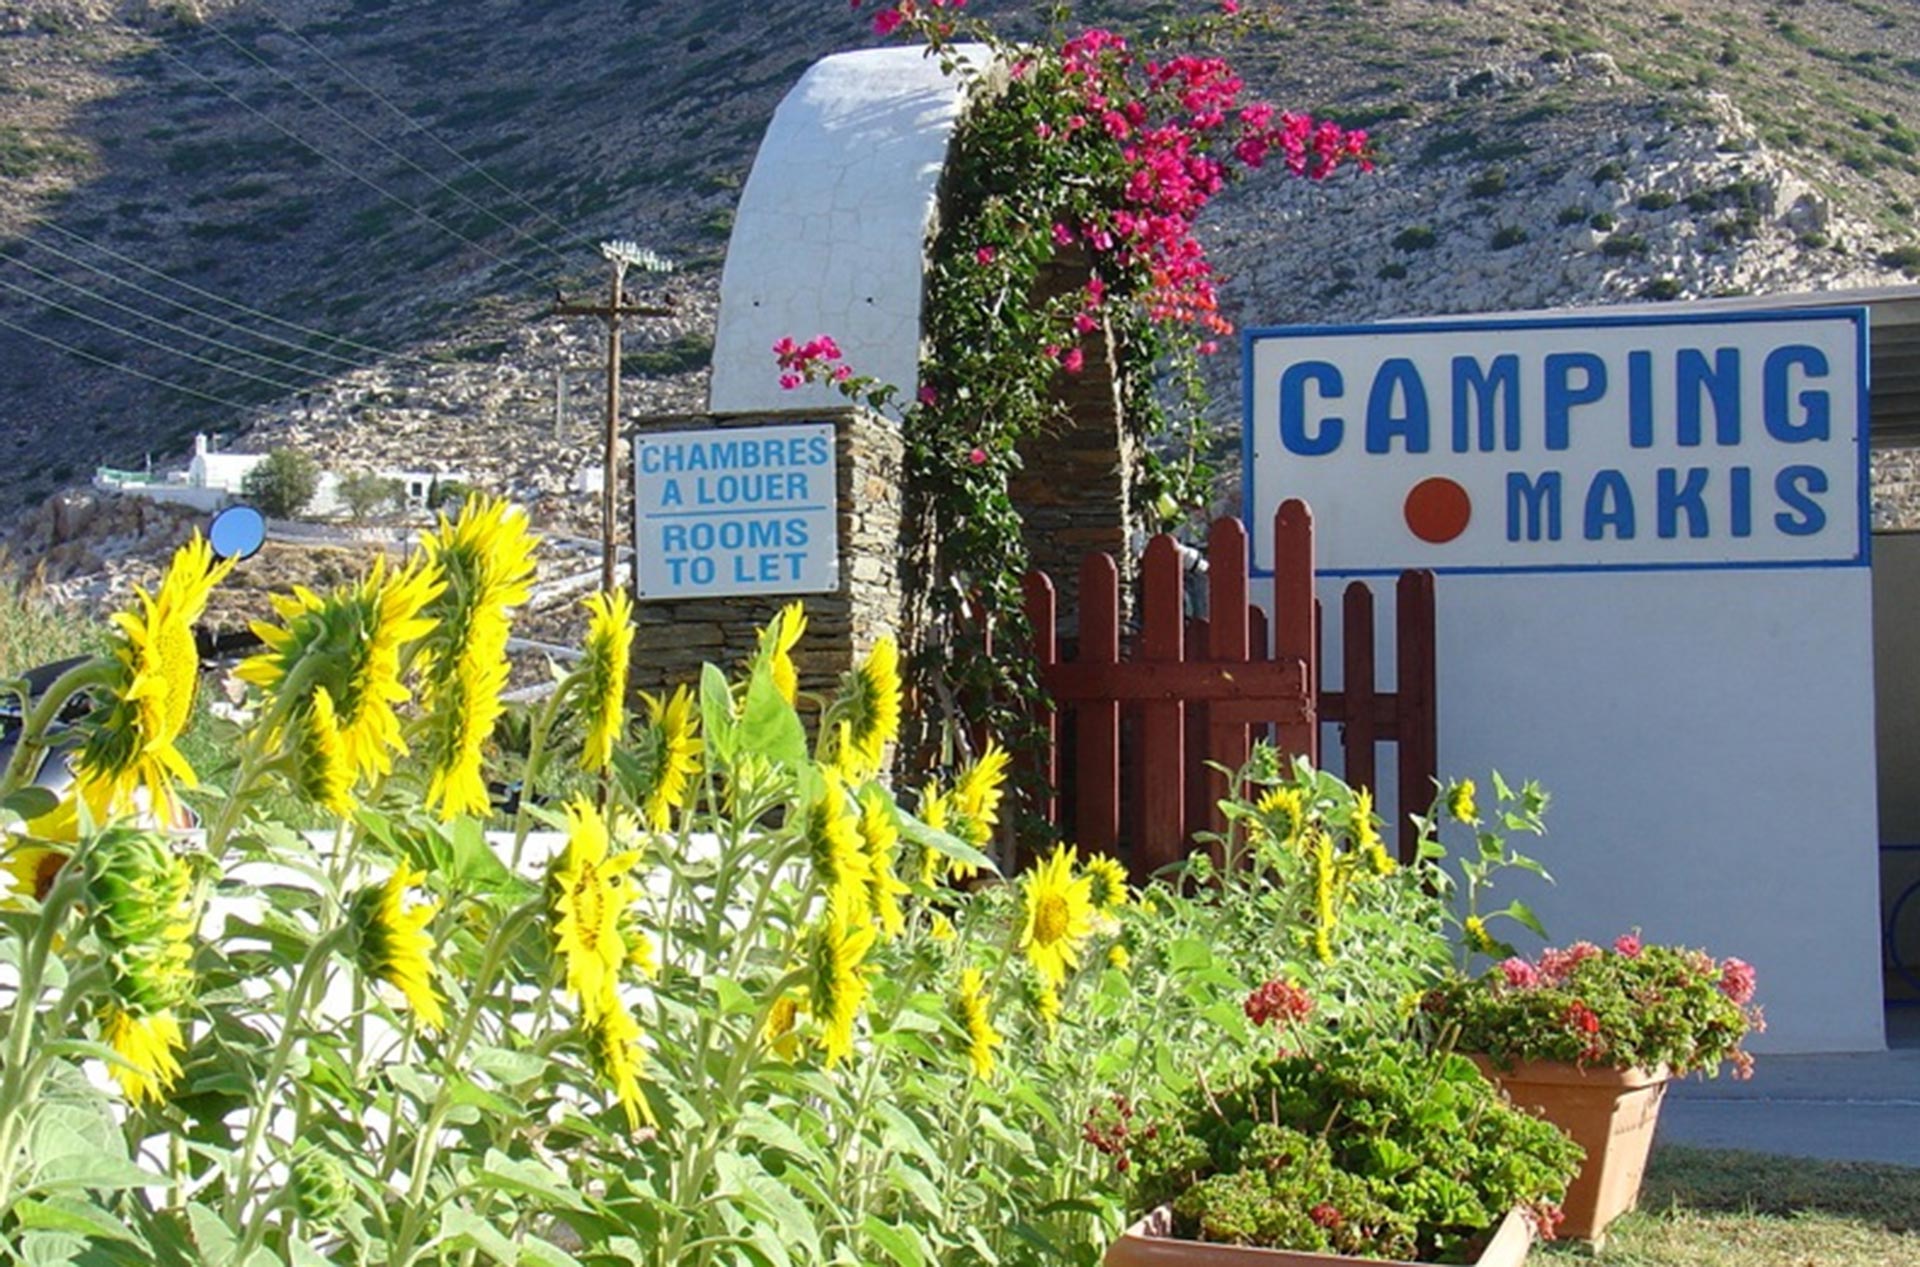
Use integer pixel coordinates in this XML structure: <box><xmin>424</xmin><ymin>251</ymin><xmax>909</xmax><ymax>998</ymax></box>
<box><xmin>1206</xmin><ymin>519</ymin><xmax>1251</xmax><ymax>840</ymax></box>
<box><xmin>1044</xmin><ymin>659</ymin><xmax>1310</xmax><ymax>704</ymax></box>
<box><xmin>1273</xmin><ymin>500</ymin><xmax>1318</xmax><ymax>764</ymax></box>
<box><xmin>1078</xmin><ymin>552</ymin><xmax>1121</xmax><ymax>855</ymax></box>
<box><xmin>1023</xmin><ymin>570</ymin><xmax>1059</xmax><ymax>845</ymax></box>
<box><xmin>1342</xmin><ymin>582</ymin><xmax>1378</xmax><ymax>797</ymax></box>
<box><xmin>1185</xmin><ymin>616</ymin><xmax>1211</xmax><ymax>835</ymax></box>
<box><xmin>1396</xmin><ymin>569</ymin><xmax>1438</xmax><ymax>865</ymax></box>
<box><xmin>1138</xmin><ymin>535</ymin><xmax>1186</xmax><ymax>881</ymax></box>
<box><xmin>1248</xmin><ymin>604</ymin><xmax>1273</xmax><ymax>748</ymax></box>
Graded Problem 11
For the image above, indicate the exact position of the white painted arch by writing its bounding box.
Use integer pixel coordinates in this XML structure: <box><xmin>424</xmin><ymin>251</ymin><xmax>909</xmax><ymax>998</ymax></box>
<box><xmin>709</xmin><ymin>45</ymin><xmax>992</xmax><ymax>416</ymax></box>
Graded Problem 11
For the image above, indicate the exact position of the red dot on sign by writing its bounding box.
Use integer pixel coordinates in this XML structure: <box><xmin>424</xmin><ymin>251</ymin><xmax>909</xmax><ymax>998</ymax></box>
<box><xmin>1404</xmin><ymin>477</ymin><xmax>1471</xmax><ymax>544</ymax></box>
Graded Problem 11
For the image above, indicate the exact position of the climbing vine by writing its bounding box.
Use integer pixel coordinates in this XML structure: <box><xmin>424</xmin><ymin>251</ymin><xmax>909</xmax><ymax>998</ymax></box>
<box><xmin>779</xmin><ymin>2</ymin><xmax>1370</xmax><ymax>804</ymax></box>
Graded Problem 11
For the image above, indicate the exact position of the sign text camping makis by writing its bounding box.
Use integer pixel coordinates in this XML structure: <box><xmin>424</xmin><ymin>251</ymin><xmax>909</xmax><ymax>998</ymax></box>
<box><xmin>634</xmin><ymin>422</ymin><xmax>838</xmax><ymax>599</ymax></box>
<box><xmin>1244</xmin><ymin>310</ymin><xmax>1868</xmax><ymax>577</ymax></box>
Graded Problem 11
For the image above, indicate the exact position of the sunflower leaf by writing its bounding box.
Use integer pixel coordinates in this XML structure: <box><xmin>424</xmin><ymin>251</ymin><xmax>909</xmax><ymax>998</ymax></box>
<box><xmin>1</xmin><ymin>785</ymin><xmax>60</xmax><ymax>821</ymax></box>
<box><xmin>699</xmin><ymin>663</ymin><xmax>737</xmax><ymax>765</ymax></box>
<box><xmin>891</xmin><ymin>806</ymin><xmax>997</xmax><ymax>877</ymax></box>
<box><xmin>740</xmin><ymin>663</ymin><xmax>807</xmax><ymax>772</ymax></box>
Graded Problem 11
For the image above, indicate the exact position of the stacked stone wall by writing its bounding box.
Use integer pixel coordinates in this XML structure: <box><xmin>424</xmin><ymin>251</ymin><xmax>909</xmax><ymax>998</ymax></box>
<box><xmin>629</xmin><ymin>407</ymin><xmax>905</xmax><ymax>701</ymax></box>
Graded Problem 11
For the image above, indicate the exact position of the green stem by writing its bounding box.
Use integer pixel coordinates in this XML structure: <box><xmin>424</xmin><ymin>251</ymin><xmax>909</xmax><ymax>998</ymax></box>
<box><xmin>509</xmin><ymin>683</ymin><xmax>571</xmax><ymax>875</ymax></box>
<box><xmin>0</xmin><ymin>658</ymin><xmax>116</xmax><ymax>801</ymax></box>
<box><xmin>0</xmin><ymin>864</ymin><xmax>86</xmax><ymax>1212</ymax></box>
<box><xmin>226</xmin><ymin>926</ymin><xmax>349</xmax><ymax>1228</ymax></box>
<box><xmin>387</xmin><ymin>900</ymin><xmax>541</xmax><ymax>1267</ymax></box>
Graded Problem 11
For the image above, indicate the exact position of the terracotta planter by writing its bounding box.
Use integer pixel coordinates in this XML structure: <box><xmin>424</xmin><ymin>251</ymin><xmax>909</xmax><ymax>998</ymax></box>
<box><xmin>1470</xmin><ymin>1056</ymin><xmax>1670</xmax><ymax>1242</ymax></box>
<box><xmin>1103</xmin><ymin>1206</ymin><xmax>1534</xmax><ymax>1267</ymax></box>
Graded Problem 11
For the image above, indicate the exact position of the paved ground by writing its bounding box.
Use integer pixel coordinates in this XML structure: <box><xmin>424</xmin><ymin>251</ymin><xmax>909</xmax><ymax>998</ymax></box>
<box><xmin>1655</xmin><ymin>1009</ymin><xmax>1920</xmax><ymax>1167</ymax></box>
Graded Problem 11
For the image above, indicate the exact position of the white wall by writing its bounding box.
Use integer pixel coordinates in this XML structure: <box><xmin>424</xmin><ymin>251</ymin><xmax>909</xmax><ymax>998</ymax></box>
<box><xmin>708</xmin><ymin>45</ymin><xmax>990</xmax><ymax>415</ymax></box>
<box><xmin>1309</xmin><ymin>565</ymin><xmax>1884</xmax><ymax>1053</ymax></box>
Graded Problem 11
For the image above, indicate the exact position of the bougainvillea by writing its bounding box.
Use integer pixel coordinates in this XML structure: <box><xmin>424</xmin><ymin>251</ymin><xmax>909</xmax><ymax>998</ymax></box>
<box><xmin>780</xmin><ymin>3</ymin><xmax>1369</xmax><ymax>812</ymax></box>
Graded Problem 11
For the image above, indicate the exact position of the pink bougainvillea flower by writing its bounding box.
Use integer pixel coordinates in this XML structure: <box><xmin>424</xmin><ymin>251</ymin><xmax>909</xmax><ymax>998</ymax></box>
<box><xmin>1499</xmin><ymin>957</ymin><xmax>1541</xmax><ymax>989</ymax></box>
<box><xmin>1051</xmin><ymin>222</ymin><xmax>1075</xmax><ymax>246</ymax></box>
<box><xmin>975</xmin><ymin>245</ymin><xmax>997</xmax><ymax>266</ymax></box>
<box><xmin>968</xmin><ymin>447</ymin><xmax>988</xmax><ymax>466</ymax></box>
<box><xmin>1719</xmin><ymin>957</ymin><xmax>1757</xmax><ymax>1005</ymax></box>
<box><xmin>1221</xmin><ymin>0</ymin><xmax>1239</xmax><ymax>12</ymax></box>
<box><xmin>918</xmin><ymin>384</ymin><xmax>939</xmax><ymax>407</ymax></box>
<box><xmin>779</xmin><ymin>372</ymin><xmax>802</xmax><ymax>391</ymax></box>
<box><xmin>833</xmin><ymin>364</ymin><xmax>853</xmax><ymax>382</ymax></box>
<box><xmin>1614</xmin><ymin>932</ymin><xmax>1643</xmax><ymax>958</ymax></box>
<box><xmin>872</xmin><ymin>5</ymin><xmax>905</xmax><ymax>35</ymax></box>
<box><xmin>1061</xmin><ymin>347</ymin><xmax>1085</xmax><ymax>374</ymax></box>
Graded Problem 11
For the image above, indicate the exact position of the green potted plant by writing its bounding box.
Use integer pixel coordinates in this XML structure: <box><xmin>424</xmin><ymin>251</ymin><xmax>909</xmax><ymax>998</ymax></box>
<box><xmin>1101</xmin><ymin>988</ymin><xmax>1583</xmax><ymax>1266</ymax></box>
<box><xmin>1423</xmin><ymin>934</ymin><xmax>1765</xmax><ymax>1241</ymax></box>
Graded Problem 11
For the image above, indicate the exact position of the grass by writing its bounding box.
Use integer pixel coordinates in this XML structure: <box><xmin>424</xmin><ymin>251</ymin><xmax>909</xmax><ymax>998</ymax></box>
<box><xmin>0</xmin><ymin>573</ymin><xmax>100</xmax><ymax>678</ymax></box>
<box><xmin>1540</xmin><ymin>1146</ymin><xmax>1920</xmax><ymax>1266</ymax></box>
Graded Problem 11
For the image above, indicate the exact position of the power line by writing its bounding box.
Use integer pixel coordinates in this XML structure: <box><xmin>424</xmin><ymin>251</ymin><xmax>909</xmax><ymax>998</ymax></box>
<box><xmin>13</xmin><ymin>231</ymin><xmax>385</xmax><ymax>372</ymax></box>
<box><xmin>145</xmin><ymin>38</ymin><xmax>554</xmax><ymax>291</ymax></box>
<box><xmin>0</xmin><ymin>250</ymin><xmax>337</xmax><ymax>384</ymax></box>
<box><xmin>26</xmin><ymin>216</ymin><xmax>437</xmax><ymax>368</ymax></box>
<box><xmin>0</xmin><ymin>311</ymin><xmax>260</xmax><ymax>412</ymax></box>
<box><xmin>0</xmin><ymin>276</ymin><xmax>314</xmax><ymax>395</ymax></box>
<box><xmin>251</xmin><ymin>1</ymin><xmax>585</xmax><ymax>255</ymax></box>
<box><xmin>191</xmin><ymin>20</ymin><xmax>573</xmax><ymax>272</ymax></box>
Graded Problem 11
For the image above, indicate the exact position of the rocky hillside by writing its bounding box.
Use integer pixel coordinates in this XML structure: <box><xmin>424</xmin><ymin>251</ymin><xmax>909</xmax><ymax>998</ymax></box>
<box><xmin>4</xmin><ymin>0</ymin><xmax>1920</xmax><ymax>589</ymax></box>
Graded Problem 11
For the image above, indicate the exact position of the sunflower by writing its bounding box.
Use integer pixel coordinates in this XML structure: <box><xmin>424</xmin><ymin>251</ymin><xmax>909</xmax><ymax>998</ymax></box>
<box><xmin>1023</xmin><ymin>972</ymin><xmax>1061</xmax><ymax>1036</ymax></box>
<box><xmin>634</xmin><ymin>685</ymin><xmax>701</xmax><ymax>831</ymax></box>
<box><xmin>287</xmin><ymin>687</ymin><xmax>354</xmax><ymax>817</ymax></box>
<box><xmin>1082</xmin><ymin>853</ymin><xmax>1130</xmax><ymax>915</ymax></box>
<box><xmin>802</xmin><ymin>888</ymin><xmax>874</xmax><ymax>1066</ymax></box>
<box><xmin>577</xmin><ymin>588</ymin><xmax>634</xmax><ymax>775</ymax></box>
<box><xmin>0</xmin><ymin>839</ymin><xmax>69</xmax><ymax>907</ymax></box>
<box><xmin>915</xmin><ymin>781</ymin><xmax>954</xmax><ymax>885</ymax></box>
<box><xmin>584</xmin><ymin>999</ymin><xmax>652</xmax><ymax>1129</ymax></box>
<box><xmin>805</xmin><ymin>768</ymin><xmax>871</xmax><ymax>918</ymax></box>
<box><xmin>1108</xmin><ymin>944</ymin><xmax>1131</xmax><ymax>971</ymax></box>
<box><xmin>764</xmin><ymin>993</ymin><xmax>803</xmax><ymax>1061</ymax></box>
<box><xmin>952</xmin><ymin>740</ymin><xmax>1010</xmax><ymax>848</ymax></box>
<box><xmin>99</xmin><ymin>1005</ymin><xmax>185</xmax><ymax>1107</ymax></box>
<box><xmin>929</xmin><ymin>913</ymin><xmax>955</xmax><ymax>942</ymax></box>
<box><xmin>1352</xmin><ymin>787</ymin><xmax>1395</xmax><ymax>876</ymax></box>
<box><xmin>1447</xmin><ymin>778</ymin><xmax>1478</xmax><ymax>824</ymax></box>
<box><xmin>951</xmin><ymin>966</ymin><xmax>1001</xmax><ymax>1079</ymax></box>
<box><xmin>829</xmin><ymin>637</ymin><xmax>901</xmax><ymax>781</ymax></box>
<box><xmin>1018</xmin><ymin>843</ymin><xmax>1095</xmax><ymax>987</ymax></box>
<box><xmin>76</xmin><ymin>533</ymin><xmax>232</xmax><ymax>816</ymax></box>
<box><xmin>349</xmin><ymin>863</ymin><xmax>444</xmax><ymax>1030</ymax></box>
<box><xmin>1254</xmin><ymin>786</ymin><xmax>1307</xmax><ymax>848</ymax></box>
<box><xmin>419</xmin><ymin>645</ymin><xmax>507</xmax><ymax>819</ymax></box>
<box><xmin>239</xmin><ymin>556</ymin><xmax>441</xmax><ymax>784</ymax></box>
<box><xmin>2</xmin><ymin>788</ymin><xmax>78</xmax><ymax>908</ymax></box>
<box><xmin>415</xmin><ymin>496</ymin><xmax>537</xmax><ymax>817</ymax></box>
<box><xmin>756</xmin><ymin>601</ymin><xmax>806</xmax><ymax>704</ymax></box>
<box><xmin>856</xmin><ymin>784</ymin><xmax>909</xmax><ymax>939</ymax></box>
<box><xmin>548</xmin><ymin>798</ymin><xmax>640</xmax><ymax>1019</ymax></box>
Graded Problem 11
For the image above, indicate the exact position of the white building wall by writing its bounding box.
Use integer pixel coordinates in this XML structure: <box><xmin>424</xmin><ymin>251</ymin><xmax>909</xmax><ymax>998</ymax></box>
<box><xmin>1313</xmin><ymin>567</ymin><xmax>1884</xmax><ymax>1053</ymax></box>
<box><xmin>708</xmin><ymin>45</ymin><xmax>990</xmax><ymax>415</ymax></box>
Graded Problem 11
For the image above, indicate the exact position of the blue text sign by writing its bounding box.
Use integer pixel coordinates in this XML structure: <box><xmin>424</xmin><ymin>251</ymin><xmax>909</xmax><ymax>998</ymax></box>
<box><xmin>635</xmin><ymin>422</ymin><xmax>839</xmax><ymax>598</ymax></box>
<box><xmin>1244</xmin><ymin>310</ymin><xmax>1868</xmax><ymax>576</ymax></box>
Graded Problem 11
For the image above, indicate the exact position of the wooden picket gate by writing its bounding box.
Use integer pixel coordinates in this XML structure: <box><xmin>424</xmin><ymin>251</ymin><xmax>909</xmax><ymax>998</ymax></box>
<box><xmin>1021</xmin><ymin>499</ymin><xmax>1436</xmax><ymax>881</ymax></box>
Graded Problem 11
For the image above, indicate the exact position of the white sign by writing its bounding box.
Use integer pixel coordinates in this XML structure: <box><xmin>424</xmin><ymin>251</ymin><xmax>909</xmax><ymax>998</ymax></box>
<box><xmin>1245</xmin><ymin>310</ymin><xmax>1868</xmax><ymax>576</ymax></box>
<box><xmin>634</xmin><ymin>422</ymin><xmax>838</xmax><ymax>599</ymax></box>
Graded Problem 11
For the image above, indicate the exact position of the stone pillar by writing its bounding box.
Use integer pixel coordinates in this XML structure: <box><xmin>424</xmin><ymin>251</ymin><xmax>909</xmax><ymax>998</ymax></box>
<box><xmin>629</xmin><ymin>407</ymin><xmax>905</xmax><ymax>703</ymax></box>
<box><xmin>1009</xmin><ymin>259</ymin><xmax>1139</xmax><ymax>625</ymax></box>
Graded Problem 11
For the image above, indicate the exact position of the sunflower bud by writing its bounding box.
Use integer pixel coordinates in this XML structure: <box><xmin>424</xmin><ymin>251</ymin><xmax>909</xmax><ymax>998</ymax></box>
<box><xmin>86</xmin><ymin>828</ymin><xmax>190</xmax><ymax>952</ymax></box>
<box><xmin>289</xmin><ymin>1149</ymin><xmax>351</xmax><ymax>1225</ymax></box>
<box><xmin>87</xmin><ymin>829</ymin><xmax>196</xmax><ymax>1016</ymax></box>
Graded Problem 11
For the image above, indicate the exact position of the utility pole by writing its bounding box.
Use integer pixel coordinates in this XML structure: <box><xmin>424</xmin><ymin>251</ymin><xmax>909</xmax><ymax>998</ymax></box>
<box><xmin>552</xmin><ymin>241</ymin><xmax>674</xmax><ymax>593</ymax></box>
